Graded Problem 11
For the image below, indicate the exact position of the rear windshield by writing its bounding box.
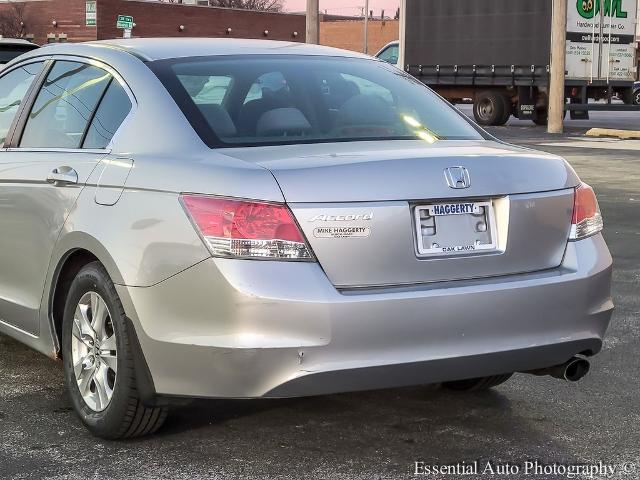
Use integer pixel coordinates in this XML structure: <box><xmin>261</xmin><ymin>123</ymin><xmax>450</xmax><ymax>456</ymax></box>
<box><xmin>150</xmin><ymin>55</ymin><xmax>483</xmax><ymax>148</ymax></box>
<box><xmin>0</xmin><ymin>45</ymin><xmax>38</xmax><ymax>64</ymax></box>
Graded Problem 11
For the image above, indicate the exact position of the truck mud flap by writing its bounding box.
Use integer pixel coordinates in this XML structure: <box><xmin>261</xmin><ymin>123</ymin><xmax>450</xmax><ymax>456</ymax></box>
<box><xmin>569</xmin><ymin>98</ymin><xmax>589</xmax><ymax>120</ymax></box>
<box><xmin>517</xmin><ymin>87</ymin><xmax>536</xmax><ymax>120</ymax></box>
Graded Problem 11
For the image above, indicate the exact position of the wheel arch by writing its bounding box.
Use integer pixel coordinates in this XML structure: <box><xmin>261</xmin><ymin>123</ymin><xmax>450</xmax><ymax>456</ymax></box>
<box><xmin>45</xmin><ymin>232</ymin><xmax>126</xmax><ymax>357</ymax></box>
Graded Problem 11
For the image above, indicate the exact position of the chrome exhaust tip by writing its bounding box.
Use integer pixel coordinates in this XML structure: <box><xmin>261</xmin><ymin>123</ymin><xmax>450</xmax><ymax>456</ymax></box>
<box><xmin>524</xmin><ymin>356</ymin><xmax>591</xmax><ymax>382</ymax></box>
<box><xmin>561</xmin><ymin>357</ymin><xmax>590</xmax><ymax>382</ymax></box>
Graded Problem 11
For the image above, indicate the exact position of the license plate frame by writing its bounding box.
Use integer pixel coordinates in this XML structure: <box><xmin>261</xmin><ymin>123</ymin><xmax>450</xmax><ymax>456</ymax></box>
<box><xmin>414</xmin><ymin>200</ymin><xmax>498</xmax><ymax>256</ymax></box>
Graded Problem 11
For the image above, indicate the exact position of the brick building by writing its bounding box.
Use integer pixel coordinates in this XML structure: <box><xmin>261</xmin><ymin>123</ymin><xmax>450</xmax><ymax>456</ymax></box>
<box><xmin>0</xmin><ymin>0</ymin><xmax>306</xmax><ymax>45</ymax></box>
<box><xmin>320</xmin><ymin>18</ymin><xmax>398</xmax><ymax>55</ymax></box>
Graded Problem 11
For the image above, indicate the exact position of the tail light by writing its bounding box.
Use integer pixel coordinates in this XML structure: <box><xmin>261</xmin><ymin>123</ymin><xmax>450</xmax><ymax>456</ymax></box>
<box><xmin>180</xmin><ymin>194</ymin><xmax>313</xmax><ymax>260</ymax></box>
<box><xmin>569</xmin><ymin>183</ymin><xmax>603</xmax><ymax>240</ymax></box>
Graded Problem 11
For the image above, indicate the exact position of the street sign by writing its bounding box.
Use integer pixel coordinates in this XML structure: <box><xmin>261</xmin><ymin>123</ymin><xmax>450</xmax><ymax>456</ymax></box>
<box><xmin>116</xmin><ymin>15</ymin><xmax>133</xmax><ymax>29</ymax></box>
<box><xmin>86</xmin><ymin>1</ymin><xmax>96</xmax><ymax>27</ymax></box>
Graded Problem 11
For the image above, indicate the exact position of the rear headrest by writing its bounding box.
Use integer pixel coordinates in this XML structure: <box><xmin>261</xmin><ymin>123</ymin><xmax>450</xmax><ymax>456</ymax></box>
<box><xmin>197</xmin><ymin>104</ymin><xmax>236</xmax><ymax>137</ymax></box>
<box><xmin>256</xmin><ymin>108</ymin><xmax>311</xmax><ymax>137</ymax></box>
<box><xmin>335</xmin><ymin>94</ymin><xmax>396</xmax><ymax>126</ymax></box>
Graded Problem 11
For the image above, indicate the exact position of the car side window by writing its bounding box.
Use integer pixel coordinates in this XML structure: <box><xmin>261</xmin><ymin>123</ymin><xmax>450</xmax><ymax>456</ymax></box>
<box><xmin>82</xmin><ymin>79</ymin><xmax>132</xmax><ymax>149</ymax></box>
<box><xmin>0</xmin><ymin>61</ymin><xmax>44</xmax><ymax>147</ymax></box>
<box><xmin>20</xmin><ymin>61</ymin><xmax>111</xmax><ymax>149</ymax></box>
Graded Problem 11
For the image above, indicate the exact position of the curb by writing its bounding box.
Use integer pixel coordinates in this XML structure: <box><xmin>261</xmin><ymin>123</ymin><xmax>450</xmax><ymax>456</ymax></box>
<box><xmin>585</xmin><ymin>128</ymin><xmax>640</xmax><ymax>140</ymax></box>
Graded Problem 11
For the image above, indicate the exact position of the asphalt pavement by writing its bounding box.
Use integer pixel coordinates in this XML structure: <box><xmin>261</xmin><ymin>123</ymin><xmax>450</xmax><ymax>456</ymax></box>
<box><xmin>0</xmin><ymin>112</ymin><xmax>638</xmax><ymax>480</ymax></box>
<box><xmin>456</xmin><ymin>104</ymin><xmax>640</xmax><ymax>132</ymax></box>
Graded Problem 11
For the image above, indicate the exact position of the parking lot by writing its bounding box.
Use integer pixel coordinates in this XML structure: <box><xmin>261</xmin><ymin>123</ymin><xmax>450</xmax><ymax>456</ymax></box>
<box><xmin>0</xmin><ymin>113</ymin><xmax>638</xmax><ymax>479</ymax></box>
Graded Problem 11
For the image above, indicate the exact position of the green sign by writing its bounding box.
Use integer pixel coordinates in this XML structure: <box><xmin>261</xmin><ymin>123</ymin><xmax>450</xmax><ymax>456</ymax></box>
<box><xmin>86</xmin><ymin>1</ymin><xmax>96</xmax><ymax>27</ymax></box>
<box><xmin>577</xmin><ymin>0</ymin><xmax>628</xmax><ymax>19</ymax></box>
<box><xmin>116</xmin><ymin>15</ymin><xmax>133</xmax><ymax>29</ymax></box>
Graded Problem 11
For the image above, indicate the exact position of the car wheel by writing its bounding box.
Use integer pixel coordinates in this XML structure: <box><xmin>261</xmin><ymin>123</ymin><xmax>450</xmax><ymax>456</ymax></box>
<box><xmin>473</xmin><ymin>91</ymin><xmax>505</xmax><ymax>126</ymax></box>
<box><xmin>442</xmin><ymin>373</ymin><xmax>513</xmax><ymax>392</ymax></box>
<box><xmin>62</xmin><ymin>261</ymin><xmax>168</xmax><ymax>439</ymax></box>
<box><xmin>634</xmin><ymin>90</ymin><xmax>640</xmax><ymax>106</ymax></box>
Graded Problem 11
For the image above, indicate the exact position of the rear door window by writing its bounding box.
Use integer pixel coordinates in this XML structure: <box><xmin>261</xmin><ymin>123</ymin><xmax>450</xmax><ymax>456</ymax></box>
<box><xmin>82</xmin><ymin>79</ymin><xmax>132</xmax><ymax>149</ymax></box>
<box><xmin>20</xmin><ymin>61</ymin><xmax>111</xmax><ymax>148</ymax></box>
<box><xmin>0</xmin><ymin>61</ymin><xmax>44</xmax><ymax>147</ymax></box>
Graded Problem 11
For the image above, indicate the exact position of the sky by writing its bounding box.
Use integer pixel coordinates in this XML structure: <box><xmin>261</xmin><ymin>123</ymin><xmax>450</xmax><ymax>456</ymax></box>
<box><xmin>284</xmin><ymin>0</ymin><xmax>400</xmax><ymax>16</ymax></box>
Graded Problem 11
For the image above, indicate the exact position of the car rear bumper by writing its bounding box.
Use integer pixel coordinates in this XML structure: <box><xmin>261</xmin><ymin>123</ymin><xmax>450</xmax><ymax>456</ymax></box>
<box><xmin>117</xmin><ymin>234</ymin><xmax>613</xmax><ymax>399</ymax></box>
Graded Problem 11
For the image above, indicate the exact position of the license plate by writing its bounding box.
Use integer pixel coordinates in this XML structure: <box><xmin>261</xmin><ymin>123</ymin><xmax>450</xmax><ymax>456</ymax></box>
<box><xmin>414</xmin><ymin>200</ymin><xmax>498</xmax><ymax>255</ymax></box>
<box><xmin>428</xmin><ymin>202</ymin><xmax>481</xmax><ymax>216</ymax></box>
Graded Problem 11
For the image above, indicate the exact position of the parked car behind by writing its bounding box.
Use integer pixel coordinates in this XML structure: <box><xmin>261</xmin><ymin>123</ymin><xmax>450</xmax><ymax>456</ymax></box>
<box><xmin>0</xmin><ymin>38</ymin><xmax>38</xmax><ymax>65</ymax></box>
<box><xmin>375</xmin><ymin>40</ymin><xmax>399</xmax><ymax>66</ymax></box>
<box><xmin>0</xmin><ymin>39</ymin><xmax>613</xmax><ymax>439</ymax></box>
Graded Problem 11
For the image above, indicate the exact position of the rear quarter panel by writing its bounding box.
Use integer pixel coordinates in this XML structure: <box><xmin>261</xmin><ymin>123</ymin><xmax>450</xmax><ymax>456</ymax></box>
<box><xmin>30</xmin><ymin>47</ymin><xmax>285</xmax><ymax>356</ymax></box>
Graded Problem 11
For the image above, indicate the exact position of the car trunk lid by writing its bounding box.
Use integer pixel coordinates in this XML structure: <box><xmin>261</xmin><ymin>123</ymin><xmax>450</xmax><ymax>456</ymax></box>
<box><xmin>222</xmin><ymin>140</ymin><xmax>578</xmax><ymax>287</ymax></box>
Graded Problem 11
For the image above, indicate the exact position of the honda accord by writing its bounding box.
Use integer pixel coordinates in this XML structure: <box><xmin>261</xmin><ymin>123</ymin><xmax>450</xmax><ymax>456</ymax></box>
<box><xmin>0</xmin><ymin>39</ymin><xmax>613</xmax><ymax>439</ymax></box>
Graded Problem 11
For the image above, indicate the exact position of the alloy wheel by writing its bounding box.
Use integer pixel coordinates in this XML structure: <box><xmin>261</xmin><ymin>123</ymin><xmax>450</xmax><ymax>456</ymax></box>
<box><xmin>70</xmin><ymin>291</ymin><xmax>118</xmax><ymax>412</ymax></box>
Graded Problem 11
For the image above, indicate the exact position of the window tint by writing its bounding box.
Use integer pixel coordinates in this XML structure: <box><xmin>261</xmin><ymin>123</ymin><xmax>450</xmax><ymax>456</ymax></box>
<box><xmin>177</xmin><ymin>74</ymin><xmax>232</xmax><ymax>105</ymax></box>
<box><xmin>83</xmin><ymin>80</ymin><xmax>132</xmax><ymax>149</ymax></box>
<box><xmin>0</xmin><ymin>61</ymin><xmax>44</xmax><ymax>147</ymax></box>
<box><xmin>21</xmin><ymin>61</ymin><xmax>111</xmax><ymax>148</ymax></box>
<box><xmin>154</xmin><ymin>55</ymin><xmax>483</xmax><ymax>147</ymax></box>
<box><xmin>377</xmin><ymin>45</ymin><xmax>399</xmax><ymax>64</ymax></box>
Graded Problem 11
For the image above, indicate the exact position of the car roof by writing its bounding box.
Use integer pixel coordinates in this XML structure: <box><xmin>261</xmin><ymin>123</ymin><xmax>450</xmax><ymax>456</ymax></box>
<box><xmin>29</xmin><ymin>38</ymin><xmax>372</xmax><ymax>62</ymax></box>
<box><xmin>0</xmin><ymin>38</ymin><xmax>38</xmax><ymax>48</ymax></box>
<box><xmin>379</xmin><ymin>40</ymin><xmax>399</xmax><ymax>48</ymax></box>
<box><xmin>374</xmin><ymin>40</ymin><xmax>399</xmax><ymax>56</ymax></box>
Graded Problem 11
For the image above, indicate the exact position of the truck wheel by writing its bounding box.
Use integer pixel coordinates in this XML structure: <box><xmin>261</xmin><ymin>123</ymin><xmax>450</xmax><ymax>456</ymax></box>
<box><xmin>497</xmin><ymin>94</ymin><xmax>513</xmax><ymax>125</ymax></box>
<box><xmin>442</xmin><ymin>373</ymin><xmax>513</xmax><ymax>392</ymax></box>
<box><xmin>473</xmin><ymin>91</ymin><xmax>505</xmax><ymax>126</ymax></box>
<box><xmin>62</xmin><ymin>261</ymin><xmax>169</xmax><ymax>439</ymax></box>
<box><xmin>532</xmin><ymin>106</ymin><xmax>566</xmax><ymax>126</ymax></box>
<box><xmin>532</xmin><ymin>107</ymin><xmax>548</xmax><ymax>126</ymax></box>
<box><xmin>634</xmin><ymin>90</ymin><xmax>640</xmax><ymax>106</ymax></box>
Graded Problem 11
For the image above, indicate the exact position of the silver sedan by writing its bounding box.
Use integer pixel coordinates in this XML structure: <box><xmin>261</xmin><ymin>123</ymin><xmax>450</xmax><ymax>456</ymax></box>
<box><xmin>0</xmin><ymin>39</ymin><xmax>613</xmax><ymax>439</ymax></box>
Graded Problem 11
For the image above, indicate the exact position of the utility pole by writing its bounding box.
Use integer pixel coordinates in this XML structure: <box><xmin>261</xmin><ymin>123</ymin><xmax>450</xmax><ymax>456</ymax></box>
<box><xmin>363</xmin><ymin>0</ymin><xmax>369</xmax><ymax>53</ymax></box>
<box><xmin>398</xmin><ymin>0</ymin><xmax>406</xmax><ymax>69</ymax></box>
<box><xmin>306</xmin><ymin>0</ymin><xmax>319</xmax><ymax>44</ymax></box>
<box><xmin>548</xmin><ymin>0</ymin><xmax>567</xmax><ymax>133</ymax></box>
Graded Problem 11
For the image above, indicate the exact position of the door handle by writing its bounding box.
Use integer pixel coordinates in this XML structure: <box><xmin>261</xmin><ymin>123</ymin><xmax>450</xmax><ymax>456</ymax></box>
<box><xmin>47</xmin><ymin>166</ymin><xmax>78</xmax><ymax>186</ymax></box>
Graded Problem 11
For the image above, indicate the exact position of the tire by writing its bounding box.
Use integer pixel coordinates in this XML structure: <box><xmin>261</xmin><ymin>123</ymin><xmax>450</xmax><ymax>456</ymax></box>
<box><xmin>532</xmin><ymin>105</ymin><xmax>567</xmax><ymax>126</ymax></box>
<box><xmin>532</xmin><ymin>106</ymin><xmax>548</xmax><ymax>126</ymax></box>
<box><xmin>496</xmin><ymin>93</ymin><xmax>513</xmax><ymax>126</ymax></box>
<box><xmin>442</xmin><ymin>373</ymin><xmax>513</xmax><ymax>392</ymax></box>
<box><xmin>62</xmin><ymin>261</ymin><xmax>168</xmax><ymax>439</ymax></box>
<box><xmin>473</xmin><ymin>91</ymin><xmax>505</xmax><ymax>126</ymax></box>
<box><xmin>634</xmin><ymin>89</ymin><xmax>640</xmax><ymax>106</ymax></box>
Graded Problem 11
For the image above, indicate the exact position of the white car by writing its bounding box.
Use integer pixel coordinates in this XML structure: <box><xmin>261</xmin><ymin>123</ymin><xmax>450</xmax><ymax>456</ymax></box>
<box><xmin>375</xmin><ymin>40</ymin><xmax>399</xmax><ymax>66</ymax></box>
